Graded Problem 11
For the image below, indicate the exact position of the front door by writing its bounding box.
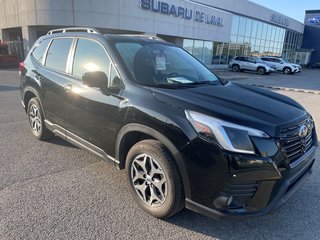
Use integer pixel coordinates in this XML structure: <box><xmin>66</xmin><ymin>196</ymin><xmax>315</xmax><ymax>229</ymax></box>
<box><xmin>64</xmin><ymin>38</ymin><xmax>123</xmax><ymax>156</ymax></box>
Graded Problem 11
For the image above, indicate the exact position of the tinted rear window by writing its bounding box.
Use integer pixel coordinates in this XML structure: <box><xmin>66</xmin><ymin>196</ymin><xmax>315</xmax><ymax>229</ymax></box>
<box><xmin>31</xmin><ymin>39</ymin><xmax>51</xmax><ymax>64</ymax></box>
<box><xmin>45</xmin><ymin>38</ymin><xmax>73</xmax><ymax>72</ymax></box>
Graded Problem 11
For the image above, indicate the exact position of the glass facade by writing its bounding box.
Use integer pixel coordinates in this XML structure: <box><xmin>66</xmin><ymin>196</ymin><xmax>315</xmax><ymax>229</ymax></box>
<box><xmin>182</xmin><ymin>15</ymin><xmax>303</xmax><ymax>65</ymax></box>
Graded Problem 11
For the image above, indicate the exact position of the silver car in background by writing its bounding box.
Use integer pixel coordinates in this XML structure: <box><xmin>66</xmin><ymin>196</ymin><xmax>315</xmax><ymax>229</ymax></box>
<box><xmin>229</xmin><ymin>56</ymin><xmax>275</xmax><ymax>75</ymax></box>
<box><xmin>261</xmin><ymin>56</ymin><xmax>302</xmax><ymax>74</ymax></box>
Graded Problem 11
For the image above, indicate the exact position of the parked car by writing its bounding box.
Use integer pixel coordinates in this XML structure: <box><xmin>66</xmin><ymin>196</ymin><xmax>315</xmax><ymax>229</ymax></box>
<box><xmin>229</xmin><ymin>56</ymin><xmax>275</xmax><ymax>75</ymax></box>
<box><xmin>261</xmin><ymin>56</ymin><xmax>302</xmax><ymax>74</ymax></box>
<box><xmin>20</xmin><ymin>28</ymin><xmax>317</xmax><ymax>220</ymax></box>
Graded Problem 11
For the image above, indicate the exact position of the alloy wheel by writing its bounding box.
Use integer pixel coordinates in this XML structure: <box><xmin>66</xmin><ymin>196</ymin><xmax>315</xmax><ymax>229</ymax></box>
<box><xmin>29</xmin><ymin>104</ymin><xmax>42</xmax><ymax>134</ymax></box>
<box><xmin>131</xmin><ymin>153</ymin><xmax>168</xmax><ymax>207</ymax></box>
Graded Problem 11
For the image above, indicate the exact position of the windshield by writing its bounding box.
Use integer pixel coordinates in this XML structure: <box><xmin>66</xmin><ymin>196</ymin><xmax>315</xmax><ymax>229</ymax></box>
<box><xmin>113</xmin><ymin>42</ymin><xmax>219</xmax><ymax>87</ymax></box>
<box><xmin>281</xmin><ymin>58</ymin><xmax>289</xmax><ymax>63</ymax></box>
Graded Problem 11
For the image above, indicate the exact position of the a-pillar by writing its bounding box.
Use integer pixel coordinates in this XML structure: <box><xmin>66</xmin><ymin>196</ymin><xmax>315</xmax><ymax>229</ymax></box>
<box><xmin>21</xmin><ymin>26</ymin><xmax>38</xmax><ymax>56</ymax></box>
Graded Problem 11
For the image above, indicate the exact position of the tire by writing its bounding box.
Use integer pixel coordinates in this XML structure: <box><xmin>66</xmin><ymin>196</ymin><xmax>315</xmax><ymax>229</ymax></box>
<box><xmin>283</xmin><ymin>67</ymin><xmax>291</xmax><ymax>75</ymax></box>
<box><xmin>27</xmin><ymin>97</ymin><xmax>53</xmax><ymax>140</ymax></box>
<box><xmin>232</xmin><ymin>65</ymin><xmax>240</xmax><ymax>72</ymax></box>
<box><xmin>257</xmin><ymin>67</ymin><xmax>266</xmax><ymax>75</ymax></box>
<box><xmin>125</xmin><ymin>140</ymin><xmax>184</xmax><ymax>219</ymax></box>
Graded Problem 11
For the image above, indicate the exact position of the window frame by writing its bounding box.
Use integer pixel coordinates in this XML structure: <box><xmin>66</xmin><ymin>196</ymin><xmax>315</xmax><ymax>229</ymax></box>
<box><xmin>69</xmin><ymin>37</ymin><xmax>122</xmax><ymax>88</ymax></box>
<box><xmin>43</xmin><ymin>37</ymin><xmax>75</xmax><ymax>74</ymax></box>
<box><xmin>31</xmin><ymin>38</ymin><xmax>52</xmax><ymax>65</ymax></box>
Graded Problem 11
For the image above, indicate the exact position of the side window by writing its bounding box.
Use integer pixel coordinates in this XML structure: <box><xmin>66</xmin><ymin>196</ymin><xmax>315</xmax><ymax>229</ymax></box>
<box><xmin>45</xmin><ymin>38</ymin><xmax>73</xmax><ymax>72</ymax></box>
<box><xmin>248</xmin><ymin>57</ymin><xmax>256</xmax><ymax>63</ymax></box>
<box><xmin>109</xmin><ymin>64</ymin><xmax>121</xmax><ymax>88</ymax></box>
<box><xmin>31</xmin><ymin>39</ymin><xmax>51</xmax><ymax>64</ymax></box>
<box><xmin>274</xmin><ymin>58</ymin><xmax>281</xmax><ymax>63</ymax></box>
<box><xmin>72</xmin><ymin>38</ymin><xmax>110</xmax><ymax>78</ymax></box>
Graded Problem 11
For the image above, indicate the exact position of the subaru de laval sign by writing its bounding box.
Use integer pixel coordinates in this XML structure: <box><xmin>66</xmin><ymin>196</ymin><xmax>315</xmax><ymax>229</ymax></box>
<box><xmin>139</xmin><ymin>0</ymin><xmax>224</xmax><ymax>27</ymax></box>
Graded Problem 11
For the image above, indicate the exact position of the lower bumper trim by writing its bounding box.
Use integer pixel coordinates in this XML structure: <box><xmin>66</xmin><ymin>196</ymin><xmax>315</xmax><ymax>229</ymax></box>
<box><xmin>186</xmin><ymin>158</ymin><xmax>314</xmax><ymax>220</ymax></box>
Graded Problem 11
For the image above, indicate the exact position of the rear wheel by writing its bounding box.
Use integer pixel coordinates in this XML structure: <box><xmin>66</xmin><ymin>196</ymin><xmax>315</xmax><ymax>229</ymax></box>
<box><xmin>125</xmin><ymin>140</ymin><xmax>184</xmax><ymax>218</ymax></box>
<box><xmin>232</xmin><ymin>65</ymin><xmax>240</xmax><ymax>72</ymax></box>
<box><xmin>27</xmin><ymin>97</ymin><xmax>53</xmax><ymax>140</ymax></box>
<box><xmin>283</xmin><ymin>67</ymin><xmax>291</xmax><ymax>75</ymax></box>
<box><xmin>257</xmin><ymin>67</ymin><xmax>266</xmax><ymax>75</ymax></box>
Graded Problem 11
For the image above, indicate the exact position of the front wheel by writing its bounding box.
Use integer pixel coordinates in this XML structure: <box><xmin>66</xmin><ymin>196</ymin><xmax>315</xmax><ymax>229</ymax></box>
<box><xmin>125</xmin><ymin>140</ymin><xmax>184</xmax><ymax>218</ymax></box>
<box><xmin>27</xmin><ymin>97</ymin><xmax>53</xmax><ymax>140</ymax></box>
<box><xmin>257</xmin><ymin>67</ymin><xmax>266</xmax><ymax>75</ymax></box>
<box><xmin>232</xmin><ymin>65</ymin><xmax>240</xmax><ymax>72</ymax></box>
<box><xmin>283</xmin><ymin>67</ymin><xmax>292</xmax><ymax>75</ymax></box>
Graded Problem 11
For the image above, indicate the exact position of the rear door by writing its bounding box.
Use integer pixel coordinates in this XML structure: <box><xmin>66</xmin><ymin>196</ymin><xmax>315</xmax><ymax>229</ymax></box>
<box><xmin>247</xmin><ymin>57</ymin><xmax>258</xmax><ymax>71</ymax></box>
<box><xmin>64</xmin><ymin>38</ymin><xmax>123</xmax><ymax>155</ymax></box>
<box><xmin>273</xmin><ymin>58</ymin><xmax>283</xmax><ymax>71</ymax></box>
<box><xmin>40</xmin><ymin>37</ymin><xmax>74</xmax><ymax>129</ymax></box>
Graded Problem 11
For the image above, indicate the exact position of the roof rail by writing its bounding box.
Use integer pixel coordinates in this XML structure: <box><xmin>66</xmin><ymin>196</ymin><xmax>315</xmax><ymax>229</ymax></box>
<box><xmin>47</xmin><ymin>27</ymin><xmax>101</xmax><ymax>35</ymax></box>
<box><xmin>119</xmin><ymin>34</ymin><xmax>164</xmax><ymax>41</ymax></box>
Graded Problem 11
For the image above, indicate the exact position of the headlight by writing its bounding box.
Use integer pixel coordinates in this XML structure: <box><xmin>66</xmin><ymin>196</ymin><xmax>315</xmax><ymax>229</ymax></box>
<box><xmin>185</xmin><ymin>110</ymin><xmax>269</xmax><ymax>154</ymax></box>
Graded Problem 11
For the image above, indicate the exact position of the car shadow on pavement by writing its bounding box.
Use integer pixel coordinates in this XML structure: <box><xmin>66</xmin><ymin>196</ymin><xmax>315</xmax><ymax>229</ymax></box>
<box><xmin>167</xmin><ymin>203</ymin><xmax>319</xmax><ymax>239</ymax></box>
<box><xmin>47</xmin><ymin>136</ymin><xmax>78</xmax><ymax>149</ymax></box>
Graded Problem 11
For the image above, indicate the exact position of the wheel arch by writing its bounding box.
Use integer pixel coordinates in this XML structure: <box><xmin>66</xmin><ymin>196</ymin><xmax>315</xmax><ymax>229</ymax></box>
<box><xmin>23</xmin><ymin>87</ymin><xmax>40</xmax><ymax>111</ymax></box>
<box><xmin>23</xmin><ymin>86</ymin><xmax>48</xmax><ymax>119</ymax></box>
<box><xmin>115</xmin><ymin>123</ymin><xmax>191</xmax><ymax>198</ymax></box>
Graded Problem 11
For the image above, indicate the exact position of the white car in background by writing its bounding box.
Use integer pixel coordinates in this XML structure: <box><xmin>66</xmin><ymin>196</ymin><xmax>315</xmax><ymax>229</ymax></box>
<box><xmin>229</xmin><ymin>56</ymin><xmax>275</xmax><ymax>75</ymax></box>
<box><xmin>261</xmin><ymin>57</ymin><xmax>302</xmax><ymax>75</ymax></box>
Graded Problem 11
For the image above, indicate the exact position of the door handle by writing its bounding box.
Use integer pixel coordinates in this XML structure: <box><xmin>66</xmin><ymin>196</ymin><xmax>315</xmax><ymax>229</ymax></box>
<box><xmin>64</xmin><ymin>84</ymin><xmax>72</xmax><ymax>92</ymax></box>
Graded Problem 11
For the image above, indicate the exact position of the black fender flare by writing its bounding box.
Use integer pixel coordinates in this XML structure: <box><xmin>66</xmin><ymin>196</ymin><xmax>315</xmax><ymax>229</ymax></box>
<box><xmin>115</xmin><ymin>123</ymin><xmax>191</xmax><ymax>198</ymax></box>
<box><xmin>23</xmin><ymin>86</ymin><xmax>46</xmax><ymax>118</ymax></box>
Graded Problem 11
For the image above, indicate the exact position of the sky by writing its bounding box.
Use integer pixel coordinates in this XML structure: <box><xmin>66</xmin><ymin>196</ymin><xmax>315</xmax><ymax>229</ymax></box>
<box><xmin>249</xmin><ymin>0</ymin><xmax>320</xmax><ymax>23</ymax></box>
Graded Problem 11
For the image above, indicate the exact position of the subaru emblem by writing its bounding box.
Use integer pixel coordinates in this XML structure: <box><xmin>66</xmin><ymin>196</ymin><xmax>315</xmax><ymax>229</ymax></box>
<box><xmin>298</xmin><ymin>125</ymin><xmax>308</xmax><ymax>138</ymax></box>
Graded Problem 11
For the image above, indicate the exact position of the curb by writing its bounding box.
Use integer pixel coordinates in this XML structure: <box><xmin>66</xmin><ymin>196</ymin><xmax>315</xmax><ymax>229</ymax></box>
<box><xmin>247</xmin><ymin>84</ymin><xmax>320</xmax><ymax>95</ymax></box>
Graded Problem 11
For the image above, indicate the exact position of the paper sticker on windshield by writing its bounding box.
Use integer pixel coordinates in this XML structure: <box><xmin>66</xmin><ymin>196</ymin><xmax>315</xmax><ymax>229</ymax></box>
<box><xmin>155</xmin><ymin>55</ymin><xmax>166</xmax><ymax>71</ymax></box>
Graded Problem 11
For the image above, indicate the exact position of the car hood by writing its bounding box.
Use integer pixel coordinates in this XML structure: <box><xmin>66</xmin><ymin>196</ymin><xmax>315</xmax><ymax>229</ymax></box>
<box><xmin>151</xmin><ymin>83</ymin><xmax>306</xmax><ymax>137</ymax></box>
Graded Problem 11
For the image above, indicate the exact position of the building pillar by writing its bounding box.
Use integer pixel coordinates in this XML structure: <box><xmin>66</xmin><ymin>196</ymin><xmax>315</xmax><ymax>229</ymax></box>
<box><xmin>21</xmin><ymin>26</ymin><xmax>38</xmax><ymax>56</ymax></box>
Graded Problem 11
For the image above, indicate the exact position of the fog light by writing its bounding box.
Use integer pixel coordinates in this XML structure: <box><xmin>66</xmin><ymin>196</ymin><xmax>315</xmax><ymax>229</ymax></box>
<box><xmin>213</xmin><ymin>195</ymin><xmax>233</xmax><ymax>210</ymax></box>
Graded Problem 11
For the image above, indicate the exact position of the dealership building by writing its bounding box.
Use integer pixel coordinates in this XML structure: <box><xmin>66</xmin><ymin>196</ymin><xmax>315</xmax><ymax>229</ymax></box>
<box><xmin>0</xmin><ymin>0</ymin><xmax>319</xmax><ymax>65</ymax></box>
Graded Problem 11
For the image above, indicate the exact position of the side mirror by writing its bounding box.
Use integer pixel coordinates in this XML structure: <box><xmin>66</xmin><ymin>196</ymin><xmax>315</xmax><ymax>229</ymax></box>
<box><xmin>280</xmin><ymin>62</ymin><xmax>284</xmax><ymax>64</ymax></box>
<box><xmin>82</xmin><ymin>71</ymin><xmax>109</xmax><ymax>93</ymax></box>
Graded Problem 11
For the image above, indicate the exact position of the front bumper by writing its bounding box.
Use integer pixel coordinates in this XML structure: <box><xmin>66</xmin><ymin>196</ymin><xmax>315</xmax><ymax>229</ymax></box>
<box><xmin>182</xmin><ymin>138</ymin><xmax>317</xmax><ymax>219</ymax></box>
<box><xmin>293</xmin><ymin>68</ymin><xmax>302</xmax><ymax>73</ymax></box>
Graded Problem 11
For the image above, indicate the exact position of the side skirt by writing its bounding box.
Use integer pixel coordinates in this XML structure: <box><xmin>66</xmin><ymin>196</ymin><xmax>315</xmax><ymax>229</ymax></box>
<box><xmin>44</xmin><ymin>120</ymin><xmax>120</xmax><ymax>166</ymax></box>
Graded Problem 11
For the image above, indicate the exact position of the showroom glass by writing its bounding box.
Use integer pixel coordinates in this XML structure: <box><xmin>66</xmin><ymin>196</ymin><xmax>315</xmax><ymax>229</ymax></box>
<box><xmin>114</xmin><ymin>42</ymin><xmax>219</xmax><ymax>86</ymax></box>
<box><xmin>72</xmin><ymin>38</ymin><xmax>110</xmax><ymax>78</ymax></box>
<box><xmin>45</xmin><ymin>38</ymin><xmax>73</xmax><ymax>72</ymax></box>
<box><xmin>31</xmin><ymin>39</ymin><xmax>51</xmax><ymax>64</ymax></box>
<box><xmin>183</xmin><ymin>14</ymin><xmax>303</xmax><ymax>65</ymax></box>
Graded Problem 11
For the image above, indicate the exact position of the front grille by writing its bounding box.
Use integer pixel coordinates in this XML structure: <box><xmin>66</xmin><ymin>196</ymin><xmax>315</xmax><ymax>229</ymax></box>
<box><xmin>280</xmin><ymin>117</ymin><xmax>315</xmax><ymax>164</ymax></box>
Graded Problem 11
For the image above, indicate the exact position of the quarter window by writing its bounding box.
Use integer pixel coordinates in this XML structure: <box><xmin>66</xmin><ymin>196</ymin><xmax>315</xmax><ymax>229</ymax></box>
<box><xmin>45</xmin><ymin>38</ymin><xmax>73</xmax><ymax>72</ymax></box>
<box><xmin>72</xmin><ymin>38</ymin><xmax>110</xmax><ymax>78</ymax></box>
<box><xmin>31</xmin><ymin>39</ymin><xmax>51</xmax><ymax>64</ymax></box>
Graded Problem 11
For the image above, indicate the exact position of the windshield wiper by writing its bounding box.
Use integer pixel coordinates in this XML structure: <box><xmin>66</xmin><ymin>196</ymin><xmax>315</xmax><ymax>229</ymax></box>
<box><xmin>186</xmin><ymin>81</ymin><xmax>219</xmax><ymax>86</ymax></box>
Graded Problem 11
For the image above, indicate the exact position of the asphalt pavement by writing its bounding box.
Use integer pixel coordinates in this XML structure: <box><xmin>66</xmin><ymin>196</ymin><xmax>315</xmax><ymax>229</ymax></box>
<box><xmin>0</xmin><ymin>69</ymin><xmax>319</xmax><ymax>240</ymax></box>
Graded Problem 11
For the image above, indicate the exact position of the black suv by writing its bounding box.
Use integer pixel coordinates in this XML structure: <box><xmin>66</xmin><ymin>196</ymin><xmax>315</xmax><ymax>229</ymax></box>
<box><xmin>20</xmin><ymin>28</ymin><xmax>317</xmax><ymax>219</ymax></box>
